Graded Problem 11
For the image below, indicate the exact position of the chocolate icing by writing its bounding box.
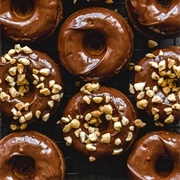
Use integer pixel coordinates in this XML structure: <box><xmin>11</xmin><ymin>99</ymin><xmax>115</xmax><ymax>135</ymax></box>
<box><xmin>58</xmin><ymin>7</ymin><xmax>133</xmax><ymax>81</ymax></box>
<box><xmin>126</xmin><ymin>0</ymin><xmax>180</xmax><ymax>38</ymax></box>
<box><xmin>0</xmin><ymin>45</ymin><xmax>63</xmax><ymax>130</ymax></box>
<box><xmin>61</xmin><ymin>83</ymin><xmax>140</xmax><ymax>161</ymax></box>
<box><xmin>127</xmin><ymin>130</ymin><xmax>180</xmax><ymax>180</ymax></box>
<box><xmin>133</xmin><ymin>46</ymin><xmax>180</xmax><ymax>126</ymax></box>
<box><xmin>0</xmin><ymin>0</ymin><xmax>63</xmax><ymax>43</ymax></box>
<box><xmin>0</xmin><ymin>131</ymin><xmax>65</xmax><ymax>179</ymax></box>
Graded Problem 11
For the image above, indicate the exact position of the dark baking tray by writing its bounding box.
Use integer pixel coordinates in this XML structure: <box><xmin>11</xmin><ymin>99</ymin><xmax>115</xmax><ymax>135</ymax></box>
<box><xmin>0</xmin><ymin>0</ymin><xmax>179</xmax><ymax>179</ymax></box>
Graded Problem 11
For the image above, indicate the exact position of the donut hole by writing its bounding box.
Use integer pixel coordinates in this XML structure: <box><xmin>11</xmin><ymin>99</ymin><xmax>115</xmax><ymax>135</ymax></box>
<box><xmin>84</xmin><ymin>31</ymin><xmax>106</xmax><ymax>56</ymax></box>
<box><xmin>11</xmin><ymin>0</ymin><xmax>35</xmax><ymax>19</ymax></box>
<box><xmin>158</xmin><ymin>0</ymin><xmax>172</xmax><ymax>7</ymax></box>
<box><xmin>9</xmin><ymin>155</ymin><xmax>36</xmax><ymax>179</ymax></box>
<box><xmin>155</xmin><ymin>155</ymin><xmax>174</xmax><ymax>177</ymax></box>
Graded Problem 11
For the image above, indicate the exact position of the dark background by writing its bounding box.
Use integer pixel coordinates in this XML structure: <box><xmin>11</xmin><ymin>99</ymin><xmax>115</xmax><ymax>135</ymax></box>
<box><xmin>0</xmin><ymin>0</ymin><xmax>179</xmax><ymax>179</ymax></box>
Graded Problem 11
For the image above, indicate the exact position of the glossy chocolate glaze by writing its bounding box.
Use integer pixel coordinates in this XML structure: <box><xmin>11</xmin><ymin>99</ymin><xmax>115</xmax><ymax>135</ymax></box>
<box><xmin>0</xmin><ymin>131</ymin><xmax>65</xmax><ymax>179</ymax></box>
<box><xmin>0</xmin><ymin>45</ymin><xmax>63</xmax><ymax>130</ymax></box>
<box><xmin>0</xmin><ymin>0</ymin><xmax>63</xmax><ymax>43</ymax></box>
<box><xmin>61</xmin><ymin>84</ymin><xmax>139</xmax><ymax>161</ymax></box>
<box><xmin>58</xmin><ymin>7</ymin><xmax>133</xmax><ymax>81</ymax></box>
<box><xmin>134</xmin><ymin>46</ymin><xmax>180</xmax><ymax>126</ymax></box>
<box><xmin>127</xmin><ymin>130</ymin><xmax>180</xmax><ymax>180</ymax></box>
<box><xmin>126</xmin><ymin>0</ymin><xmax>180</xmax><ymax>39</ymax></box>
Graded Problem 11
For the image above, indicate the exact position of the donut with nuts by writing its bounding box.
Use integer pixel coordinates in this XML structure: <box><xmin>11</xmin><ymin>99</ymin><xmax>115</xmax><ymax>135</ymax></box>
<box><xmin>59</xmin><ymin>82</ymin><xmax>145</xmax><ymax>161</ymax></box>
<box><xmin>0</xmin><ymin>44</ymin><xmax>64</xmax><ymax>130</ymax></box>
<box><xmin>130</xmin><ymin>46</ymin><xmax>180</xmax><ymax>127</ymax></box>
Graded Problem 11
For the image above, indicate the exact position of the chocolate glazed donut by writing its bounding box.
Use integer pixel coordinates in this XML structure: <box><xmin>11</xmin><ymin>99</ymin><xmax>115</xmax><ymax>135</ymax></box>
<box><xmin>59</xmin><ymin>82</ymin><xmax>146</xmax><ymax>162</ymax></box>
<box><xmin>0</xmin><ymin>0</ymin><xmax>63</xmax><ymax>43</ymax></box>
<box><xmin>0</xmin><ymin>131</ymin><xmax>66</xmax><ymax>179</ymax></box>
<box><xmin>127</xmin><ymin>130</ymin><xmax>180</xmax><ymax>180</ymax></box>
<box><xmin>0</xmin><ymin>44</ymin><xmax>64</xmax><ymax>130</ymax></box>
<box><xmin>132</xmin><ymin>46</ymin><xmax>180</xmax><ymax>127</ymax></box>
<box><xmin>58</xmin><ymin>7</ymin><xmax>133</xmax><ymax>81</ymax></box>
<box><xmin>126</xmin><ymin>0</ymin><xmax>180</xmax><ymax>39</ymax></box>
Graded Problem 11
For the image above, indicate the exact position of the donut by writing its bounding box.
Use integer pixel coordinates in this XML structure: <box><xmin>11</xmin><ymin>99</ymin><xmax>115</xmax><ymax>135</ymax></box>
<box><xmin>130</xmin><ymin>46</ymin><xmax>180</xmax><ymax>127</ymax></box>
<box><xmin>0</xmin><ymin>0</ymin><xmax>63</xmax><ymax>43</ymax></box>
<box><xmin>127</xmin><ymin>130</ymin><xmax>180</xmax><ymax>180</ymax></box>
<box><xmin>58</xmin><ymin>7</ymin><xmax>133</xmax><ymax>81</ymax></box>
<box><xmin>126</xmin><ymin>0</ymin><xmax>180</xmax><ymax>39</ymax></box>
<box><xmin>59</xmin><ymin>82</ymin><xmax>146</xmax><ymax>162</ymax></box>
<box><xmin>0</xmin><ymin>131</ymin><xmax>65</xmax><ymax>179</ymax></box>
<box><xmin>0</xmin><ymin>44</ymin><xmax>64</xmax><ymax>130</ymax></box>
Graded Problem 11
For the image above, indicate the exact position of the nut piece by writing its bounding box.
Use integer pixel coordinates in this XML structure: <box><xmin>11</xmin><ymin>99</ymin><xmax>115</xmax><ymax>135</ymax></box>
<box><xmin>0</xmin><ymin>92</ymin><xmax>10</xmax><ymax>102</ymax></box>
<box><xmin>22</xmin><ymin>46</ymin><xmax>33</xmax><ymax>54</ymax></box>
<box><xmin>114</xmin><ymin>121</ymin><xmax>122</xmax><ymax>130</ymax></box>
<box><xmin>70</xmin><ymin>119</ymin><xmax>80</xmax><ymax>129</ymax></box>
<box><xmin>42</xmin><ymin>113</ymin><xmax>50</xmax><ymax>122</ymax></box>
<box><xmin>9</xmin><ymin>67</ymin><xmax>17</xmax><ymax>76</ymax></box>
<box><xmin>134</xmin><ymin>65</ymin><xmax>142</xmax><ymax>72</ymax></box>
<box><xmin>136</xmin><ymin>99</ymin><xmax>148</xmax><ymax>109</ymax></box>
<box><xmin>129</xmin><ymin>83</ymin><xmax>135</xmax><ymax>94</ymax></box>
<box><xmin>39</xmin><ymin>68</ymin><xmax>50</xmax><ymax>76</ymax></box>
<box><xmin>89</xmin><ymin>156</ymin><xmax>96</xmax><ymax>162</ymax></box>
<box><xmin>101</xmin><ymin>133</ymin><xmax>111</xmax><ymax>143</ymax></box>
<box><xmin>168</xmin><ymin>93</ymin><xmax>176</xmax><ymax>102</ymax></box>
<box><xmin>86</xmin><ymin>143</ymin><xmax>96</xmax><ymax>151</ymax></box>
<box><xmin>91</xmin><ymin>110</ymin><xmax>102</xmax><ymax>117</ymax></box>
<box><xmin>164</xmin><ymin>114</ymin><xmax>174</xmax><ymax>124</ymax></box>
<box><xmin>152</xmin><ymin>95</ymin><xmax>162</xmax><ymax>103</ymax></box>
<box><xmin>35</xmin><ymin>110</ymin><xmax>41</xmax><ymax>118</ymax></box>
<box><xmin>103</xmin><ymin>104</ymin><xmax>113</xmax><ymax>114</ymax></box>
<box><xmin>64</xmin><ymin>136</ymin><xmax>72</xmax><ymax>146</ymax></box>
<box><xmin>134</xmin><ymin>119</ymin><xmax>146</xmax><ymax>128</ymax></box>
<box><xmin>18</xmin><ymin>58</ymin><xmax>30</xmax><ymax>66</ymax></box>
<box><xmin>121</xmin><ymin>116</ymin><xmax>129</xmax><ymax>126</ymax></box>
<box><xmin>24</xmin><ymin>111</ymin><xmax>33</xmax><ymax>121</ymax></box>
<box><xmin>52</xmin><ymin>84</ymin><xmax>62</xmax><ymax>94</ymax></box>
<box><xmin>134</xmin><ymin>82</ymin><xmax>146</xmax><ymax>91</ymax></box>
<box><xmin>148</xmin><ymin>40</ymin><xmax>158</xmax><ymax>48</ymax></box>
<box><xmin>126</xmin><ymin>132</ymin><xmax>133</xmax><ymax>141</ymax></box>
<box><xmin>63</xmin><ymin>124</ymin><xmax>71</xmax><ymax>133</ymax></box>
<box><xmin>158</xmin><ymin>60</ymin><xmax>166</xmax><ymax>71</ymax></box>
<box><xmin>89</xmin><ymin>133</ymin><xmax>98</xmax><ymax>142</ymax></box>
<box><xmin>115</xmin><ymin>138</ymin><xmax>121</xmax><ymax>146</ymax></box>
<box><xmin>93</xmin><ymin>97</ymin><xmax>103</xmax><ymax>103</ymax></box>
<box><xmin>113</xmin><ymin>148</ymin><xmax>123</xmax><ymax>155</ymax></box>
<box><xmin>40</xmin><ymin>88</ymin><xmax>50</xmax><ymax>96</ymax></box>
<box><xmin>83</xmin><ymin>95</ymin><xmax>91</xmax><ymax>104</ymax></box>
<box><xmin>151</xmin><ymin>107</ymin><xmax>159</xmax><ymax>115</ymax></box>
<box><xmin>164</xmin><ymin>107</ymin><xmax>173</xmax><ymax>115</ymax></box>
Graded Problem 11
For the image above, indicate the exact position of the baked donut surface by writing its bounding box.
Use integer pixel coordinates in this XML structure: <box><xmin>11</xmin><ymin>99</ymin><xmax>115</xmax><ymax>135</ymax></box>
<box><xmin>60</xmin><ymin>82</ymin><xmax>145</xmax><ymax>161</ymax></box>
<box><xmin>0</xmin><ymin>131</ymin><xmax>65</xmax><ymax>179</ymax></box>
<box><xmin>132</xmin><ymin>46</ymin><xmax>180</xmax><ymax>127</ymax></box>
<box><xmin>126</xmin><ymin>0</ymin><xmax>180</xmax><ymax>39</ymax></box>
<box><xmin>0</xmin><ymin>44</ymin><xmax>63</xmax><ymax>130</ymax></box>
<box><xmin>0</xmin><ymin>0</ymin><xmax>63</xmax><ymax>43</ymax></box>
<box><xmin>127</xmin><ymin>130</ymin><xmax>180</xmax><ymax>180</ymax></box>
<box><xmin>58</xmin><ymin>7</ymin><xmax>133</xmax><ymax>81</ymax></box>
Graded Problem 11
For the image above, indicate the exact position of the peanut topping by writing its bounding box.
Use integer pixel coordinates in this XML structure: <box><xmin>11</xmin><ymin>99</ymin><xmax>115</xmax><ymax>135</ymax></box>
<box><xmin>126</xmin><ymin>132</ymin><xmax>133</xmax><ymax>141</ymax></box>
<box><xmin>136</xmin><ymin>99</ymin><xmax>148</xmax><ymax>109</ymax></box>
<box><xmin>64</xmin><ymin>136</ymin><xmax>72</xmax><ymax>146</ymax></box>
<box><xmin>113</xmin><ymin>148</ymin><xmax>123</xmax><ymax>155</ymax></box>
<box><xmin>39</xmin><ymin>68</ymin><xmax>50</xmax><ymax>76</ymax></box>
<box><xmin>70</xmin><ymin>119</ymin><xmax>80</xmax><ymax>129</ymax></box>
<box><xmin>101</xmin><ymin>133</ymin><xmax>111</xmax><ymax>143</ymax></box>
<box><xmin>86</xmin><ymin>143</ymin><xmax>96</xmax><ymax>151</ymax></box>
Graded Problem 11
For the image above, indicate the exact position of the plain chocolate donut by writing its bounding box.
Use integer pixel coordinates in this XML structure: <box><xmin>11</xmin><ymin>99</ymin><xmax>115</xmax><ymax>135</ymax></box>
<box><xmin>0</xmin><ymin>131</ymin><xmax>66</xmax><ymax>179</ymax></box>
<box><xmin>60</xmin><ymin>82</ymin><xmax>145</xmax><ymax>162</ymax></box>
<box><xmin>126</xmin><ymin>0</ymin><xmax>180</xmax><ymax>39</ymax></box>
<box><xmin>131</xmin><ymin>46</ymin><xmax>180</xmax><ymax>127</ymax></box>
<box><xmin>0</xmin><ymin>44</ymin><xmax>64</xmax><ymax>130</ymax></box>
<box><xmin>127</xmin><ymin>130</ymin><xmax>180</xmax><ymax>180</ymax></box>
<box><xmin>58</xmin><ymin>7</ymin><xmax>133</xmax><ymax>81</ymax></box>
<box><xmin>0</xmin><ymin>0</ymin><xmax>63</xmax><ymax>43</ymax></box>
